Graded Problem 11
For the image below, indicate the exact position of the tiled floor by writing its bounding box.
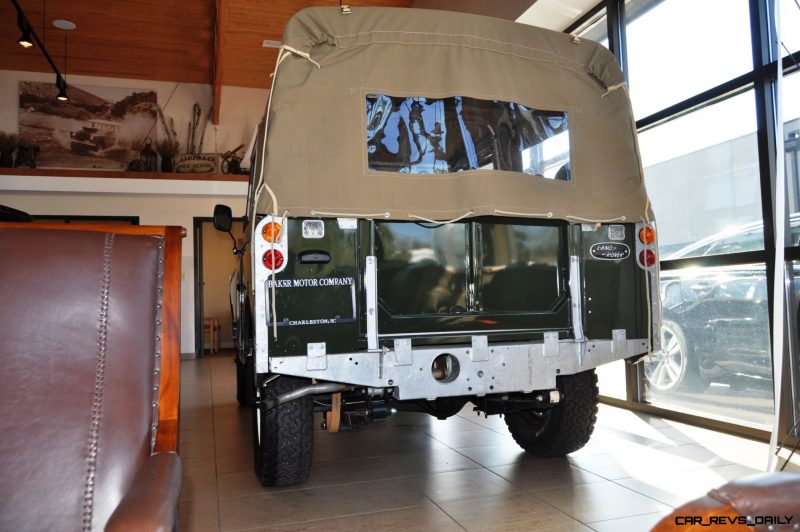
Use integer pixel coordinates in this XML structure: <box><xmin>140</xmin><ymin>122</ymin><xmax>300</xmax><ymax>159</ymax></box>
<box><xmin>179</xmin><ymin>352</ymin><xmax>799</xmax><ymax>531</ymax></box>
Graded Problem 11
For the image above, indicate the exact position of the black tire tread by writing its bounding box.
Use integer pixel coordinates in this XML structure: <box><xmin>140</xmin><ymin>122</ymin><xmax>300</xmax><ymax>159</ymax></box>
<box><xmin>254</xmin><ymin>376</ymin><xmax>313</xmax><ymax>486</ymax></box>
<box><xmin>505</xmin><ymin>369</ymin><xmax>598</xmax><ymax>456</ymax></box>
<box><xmin>235</xmin><ymin>354</ymin><xmax>257</xmax><ymax>407</ymax></box>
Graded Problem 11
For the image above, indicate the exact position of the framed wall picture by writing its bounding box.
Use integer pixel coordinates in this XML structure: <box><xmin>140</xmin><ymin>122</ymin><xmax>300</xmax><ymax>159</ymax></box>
<box><xmin>18</xmin><ymin>81</ymin><xmax>157</xmax><ymax>170</ymax></box>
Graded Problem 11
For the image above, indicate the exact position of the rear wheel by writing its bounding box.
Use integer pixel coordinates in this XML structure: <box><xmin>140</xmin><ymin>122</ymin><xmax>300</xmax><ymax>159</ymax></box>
<box><xmin>253</xmin><ymin>376</ymin><xmax>313</xmax><ymax>486</ymax></box>
<box><xmin>235</xmin><ymin>354</ymin><xmax>256</xmax><ymax>407</ymax></box>
<box><xmin>505</xmin><ymin>369</ymin><xmax>598</xmax><ymax>456</ymax></box>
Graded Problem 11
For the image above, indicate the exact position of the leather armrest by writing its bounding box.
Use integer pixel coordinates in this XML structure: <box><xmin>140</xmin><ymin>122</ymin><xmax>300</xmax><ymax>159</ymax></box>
<box><xmin>105</xmin><ymin>453</ymin><xmax>183</xmax><ymax>532</ymax></box>
<box><xmin>653</xmin><ymin>472</ymin><xmax>800</xmax><ymax>531</ymax></box>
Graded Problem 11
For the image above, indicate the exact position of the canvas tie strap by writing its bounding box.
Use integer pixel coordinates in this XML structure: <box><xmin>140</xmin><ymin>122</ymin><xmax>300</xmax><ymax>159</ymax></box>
<box><xmin>311</xmin><ymin>210</ymin><xmax>391</xmax><ymax>219</ymax></box>
<box><xmin>408</xmin><ymin>211</ymin><xmax>474</xmax><ymax>225</ymax></box>
<box><xmin>601</xmin><ymin>81</ymin><xmax>627</xmax><ymax>98</ymax></box>
<box><xmin>257</xmin><ymin>45</ymin><xmax>321</xmax><ymax>339</ymax></box>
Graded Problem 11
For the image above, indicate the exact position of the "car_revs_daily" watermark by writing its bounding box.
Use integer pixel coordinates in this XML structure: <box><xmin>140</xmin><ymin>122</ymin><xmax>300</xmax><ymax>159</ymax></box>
<box><xmin>673</xmin><ymin>515</ymin><xmax>796</xmax><ymax>528</ymax></box>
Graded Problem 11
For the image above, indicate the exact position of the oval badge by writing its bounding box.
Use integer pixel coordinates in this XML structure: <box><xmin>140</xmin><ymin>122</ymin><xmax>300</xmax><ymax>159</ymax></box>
<box><xmin>590</xmin><ymin>242</ymin><xmax>630</xmax><ymax>260</ymax></box>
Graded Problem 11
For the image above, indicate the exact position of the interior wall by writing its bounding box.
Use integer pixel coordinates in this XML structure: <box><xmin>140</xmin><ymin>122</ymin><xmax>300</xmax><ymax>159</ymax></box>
<box><xmin>201</xmin><ymin>220</ymin><xmax>244</xmax><ymax>350</ymax></box>
<box><xmin>0</xmin><ymin>181</ymin><xmax>247</xmax><ymax>354</ymax></box>
<box><xmin>0</xmin><ymin>69</ymin><xmax>268</xmax><ymax>156</ymax></box>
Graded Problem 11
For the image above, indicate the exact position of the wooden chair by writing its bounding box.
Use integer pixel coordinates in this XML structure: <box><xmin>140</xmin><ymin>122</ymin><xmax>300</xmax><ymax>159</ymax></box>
<box><xmin>0</xmin><ymin>222</ymin><xmax>184</xmax><ymax>531</ymax></box>
<box><xmin>203</xmin><ymin>316</ymin><xmax>221</xmax><ymax>353</ymax></box>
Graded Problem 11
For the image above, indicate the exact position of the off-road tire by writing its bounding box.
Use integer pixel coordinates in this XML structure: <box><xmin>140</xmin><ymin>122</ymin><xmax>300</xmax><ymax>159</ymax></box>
<box><xmin>235</xmin><ymin>355</ymin><xmax>256</xmax><ymax>407</ymax></box>
<box><xmin>505</xmin><ymin>369</ymin><xmax>598</xmax><ymax>456</ymax></box>
<box><xmin>253</xmin><ymin>376</ymin><xmax>313</xmax><ymax>486</ymax></box>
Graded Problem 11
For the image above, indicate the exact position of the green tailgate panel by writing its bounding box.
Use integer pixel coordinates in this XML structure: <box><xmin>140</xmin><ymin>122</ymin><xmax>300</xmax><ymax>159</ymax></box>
<box><xmin>267</xmin><ymin>219</ymin><xmax>361</xmax><ymax>356</ymax></box>
<box><xmin>579</xmin><ymin>224</ymin><xmax>650</xmax><ymax>340</ymax></box>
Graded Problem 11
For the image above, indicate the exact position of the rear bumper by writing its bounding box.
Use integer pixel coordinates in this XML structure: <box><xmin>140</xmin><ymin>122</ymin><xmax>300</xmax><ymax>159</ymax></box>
<box><xmin>267</xmin><ymin>333</ymin><xmax>650</xmax><ymax>400</ymax></box>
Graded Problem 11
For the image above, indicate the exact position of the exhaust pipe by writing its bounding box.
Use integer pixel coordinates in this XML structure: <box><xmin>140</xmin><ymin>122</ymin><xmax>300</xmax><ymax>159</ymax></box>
<box><xmin>260</xmin><ymin>382</ymin><xmax>352</xmax><ymax>412</ymax></box>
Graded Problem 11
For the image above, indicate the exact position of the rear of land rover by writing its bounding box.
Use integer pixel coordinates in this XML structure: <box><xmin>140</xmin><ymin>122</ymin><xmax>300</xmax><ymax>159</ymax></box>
<box><xmin>253</xmin><ymin>213</ymin><xmax>658</xmax><ymax>399</ymax></box>
<box><xmin>241</xmin><ymin>6</ymin><xmax>659</xmax><ymax>487</ymax></box>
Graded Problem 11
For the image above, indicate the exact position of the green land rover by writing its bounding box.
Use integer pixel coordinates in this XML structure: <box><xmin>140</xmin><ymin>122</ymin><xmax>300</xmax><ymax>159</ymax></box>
<box><xmin>214</xmin><ymin>6</ymin><xmax>660</xmax><ymax>487</ymax></box>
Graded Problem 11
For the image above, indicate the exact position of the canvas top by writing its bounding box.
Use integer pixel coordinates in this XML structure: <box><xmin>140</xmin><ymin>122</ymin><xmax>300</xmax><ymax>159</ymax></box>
<box><xmin>254</xmin><ymin>6</ymin><xmax>651</xmax><ymax>224</ymax></box>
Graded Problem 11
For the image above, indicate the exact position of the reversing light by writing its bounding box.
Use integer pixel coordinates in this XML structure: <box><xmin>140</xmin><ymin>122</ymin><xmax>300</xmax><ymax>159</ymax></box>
<box><xmin>639</xmin><ymin>249</ymin><xmax>656</xmax><ymax>268</ymax></box>
<box><xmin>262</xmin><ymin>222</ymin><xmax>282</xmax><ymax>243</ymax></box>
<box><xmin>262</xmin><ymin>250</ymin><xmax>284</xmax><ymax>270</ymax></box>
<box><xmin>302</xmin><ymin>220</ymin><xmax>325</xmax><ymax>239</ymax></box>
<box><xmin>639</xmin><ymin>226</ymin><xmax>655</xmax><ymax>244</ymax></box>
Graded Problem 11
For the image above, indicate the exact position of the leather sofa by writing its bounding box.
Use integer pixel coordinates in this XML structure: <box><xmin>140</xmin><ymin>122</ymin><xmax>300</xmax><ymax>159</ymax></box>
<box><xmin>0</xmin><ymin>223</ymin><xmax>184</xmax><ymax>531</ymax></box>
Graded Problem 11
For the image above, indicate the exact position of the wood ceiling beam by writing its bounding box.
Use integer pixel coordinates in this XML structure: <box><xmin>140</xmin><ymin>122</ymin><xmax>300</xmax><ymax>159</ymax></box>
<box><xmin>213</xmin><ymin>0</ymin><xmax>226</xmax><ymax>125</ymax></box>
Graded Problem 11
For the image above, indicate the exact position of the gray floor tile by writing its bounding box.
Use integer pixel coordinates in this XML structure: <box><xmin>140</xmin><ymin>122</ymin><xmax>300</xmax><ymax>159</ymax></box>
<box><xmin>490</xmin><ymin>458</ymin><xmax>607</xmax><ymax>490</ymax></box>
<box><xmin>417</xmin><ymin>468</ymin><xmax>515</xmax><ymax>504</ymax></box>
<box><xmin>440</xmin><ymin>491</ymin><xmax>591</xmax><ymax>532</ymax></box>
<box><xmin>533</xmin><ymin>481</ymin><xmax>672</xmax><ymax>523</ymax></box>
<box><xmin>178</xmin><ymin>354</ymin><xmax>779</xmax><ymax>532</ymax></box>
<box><xmin>218</xmin><ymin>477</ymin><xmax>428</xmax><ymax>530</ymax></box>
<box><xmin>588</xmin><ymin>511</ymin><xmax>672</xmax><ymax>532</ymax></box>
<box><xmin>255</xmin><ymin>500</ymin><xmax>464</xmax><ymax>531</ymax></box>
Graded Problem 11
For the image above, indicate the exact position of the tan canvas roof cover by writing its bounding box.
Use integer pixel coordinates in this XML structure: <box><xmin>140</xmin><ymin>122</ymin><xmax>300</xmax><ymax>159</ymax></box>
<box><xmin>256</xmin><ymin>6</ymin><xmax>651</xmax><ymax>223</ymax></box>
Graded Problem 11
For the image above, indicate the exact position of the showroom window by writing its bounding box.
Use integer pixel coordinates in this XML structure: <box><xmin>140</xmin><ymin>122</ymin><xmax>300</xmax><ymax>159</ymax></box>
<box><xmin>625</xmin><ymin>0</ymin><xmax>754</xmax><ymax>119</ymax></box>
<box><xmin>573</xmin><ymin>0</ymin><xmax>800</xmax><ymax>437</ymax></box>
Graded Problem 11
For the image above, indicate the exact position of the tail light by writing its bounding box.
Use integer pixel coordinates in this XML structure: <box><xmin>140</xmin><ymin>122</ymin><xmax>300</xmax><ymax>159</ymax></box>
<box><xmin>637</xmin><ymin>225</ymin><xmax>657</xmax><ymax>268</ymax></box>
<box><xmin>262</xmin><ymin>250</ymin><xmax>284</xmax><ymax>270</ymax></box>
<box><xmin>262</xmin><ymin>222</ymin><xmax>282</xmax><ymax>243</ymax></box>
<box><xmin>639</xmin><ymin>249</ymin><xmax>656</xmax><ymax>267</ymax></box>
<box><xmin>639</xmin><ymin>226</ymin><xmax>655</xmax><ymax>245</ymax></box>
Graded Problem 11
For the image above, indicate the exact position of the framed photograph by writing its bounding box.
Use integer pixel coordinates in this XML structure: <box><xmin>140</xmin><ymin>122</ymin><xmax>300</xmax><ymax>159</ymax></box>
<box><xmin>18</xmin><ymin>81</ymin><xmax>157</xmax><ymax>170</ymax></box>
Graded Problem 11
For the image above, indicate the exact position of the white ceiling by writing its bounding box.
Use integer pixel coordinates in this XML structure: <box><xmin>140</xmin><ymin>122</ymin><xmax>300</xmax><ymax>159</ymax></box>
<box><xmin>516</xmin><ymin>0</ymin><xmax>601</xmax><ymax>31</ymax></box>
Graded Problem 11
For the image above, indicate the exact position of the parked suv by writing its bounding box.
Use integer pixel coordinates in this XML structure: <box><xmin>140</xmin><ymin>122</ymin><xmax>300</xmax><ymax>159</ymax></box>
<box><xmin>644</xmin><ymin>216</ymin><xmax>800</xmax><ymax>392</ymax></box>
<box><xmin>214</xmin><ymin>6</ymin><xmax>659</xmax><ymax>486</ymax></box>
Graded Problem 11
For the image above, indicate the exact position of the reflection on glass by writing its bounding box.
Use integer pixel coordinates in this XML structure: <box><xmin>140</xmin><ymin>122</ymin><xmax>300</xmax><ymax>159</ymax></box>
<box><xmin>374</xmin><ymin>222</ymin><xmax>468</xmax><ymax>315</ymax></box>
<box><xmin>781</xmin><ymin>0</ymin><xmax>800</xmax><ymax>57</ymax></box>
<box><xmin>478</xmin><ymin>224</ymin><xmax>561</xmax><ymax>312</ymax></box>
<box><xmin>626</xmin><ymin>0</ymin><xmax>752</xmax><ymax>118</ymax></box>
<box><xmin>785</xmin><ymin>74</ymin><xmax>800</xmax><ymax>244</ymax></box>
<box><xmin>639</xmin><ymin>90</ymin><xmax>763</xmax><ymax>259</ymax></box>
<box><xmin>643</xmin><ymin>264</ymin><xmax>774</xmax><ymax>428</ymax></box>
<box><xmin>576</xmin><ymin>11</ymin><xmax>608</xmax><ymax>48</ymax></box>
<box><xmin>365</xmin><ymin>94</ymin><xmax>570</xmax><ymax>179</ymax></box>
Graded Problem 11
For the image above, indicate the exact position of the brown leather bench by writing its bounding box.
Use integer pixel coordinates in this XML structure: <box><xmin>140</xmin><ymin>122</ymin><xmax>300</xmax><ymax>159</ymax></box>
<box><xmin>0</xmin><ymin>223</ymin><xmax>184</xmax><ymax>531</ymax></box>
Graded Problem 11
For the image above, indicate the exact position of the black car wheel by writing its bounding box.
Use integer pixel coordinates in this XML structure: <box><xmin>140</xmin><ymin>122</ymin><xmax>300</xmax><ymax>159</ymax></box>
<box><xmin>504</xmin><ymin>369</ymin><xmax>598</xmax><ymax>456</ymax></box>
<box><xmin>235</xmin><ymin>354</ymin><xmax>256</xmax><ymax>407</ymax></box>
<box><xmin>253</xmin><ymin>376</ymin><xmax>313</xmax><ymax>487</ymax></box>
<box><xmin>644</xmin><ymin>320</ymin><xmax>708</xmax><ymax>392</ymax></box>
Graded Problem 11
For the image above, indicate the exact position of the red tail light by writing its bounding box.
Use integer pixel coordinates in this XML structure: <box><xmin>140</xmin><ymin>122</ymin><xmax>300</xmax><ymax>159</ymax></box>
<box><xmin>262</xmin><ymin>250</ymin><xmax>284</xmax><ymax>270</ymax></box>
<box><xmin>639</xmin><ymin>249</ymin><xmax>656</xmax><ymax>267</ymax></box>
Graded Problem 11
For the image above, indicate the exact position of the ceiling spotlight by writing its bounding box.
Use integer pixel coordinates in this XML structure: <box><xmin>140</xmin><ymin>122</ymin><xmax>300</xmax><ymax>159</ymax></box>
<box><xmin>17</xmin><ymin>13</ymin><xmax>34</xmax><ymax>48</ymax></box>
<box><xmin>56</xmin><ymin>76</ymin><xmax>68</xmax><ymax>102</ymax></box>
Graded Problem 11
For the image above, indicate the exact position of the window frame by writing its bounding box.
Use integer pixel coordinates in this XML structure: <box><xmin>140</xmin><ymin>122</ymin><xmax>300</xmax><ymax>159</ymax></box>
<box><xmin>570</xmin><ymin>0</ymin><xmax>800</xmax><ymax>443</ymax></box>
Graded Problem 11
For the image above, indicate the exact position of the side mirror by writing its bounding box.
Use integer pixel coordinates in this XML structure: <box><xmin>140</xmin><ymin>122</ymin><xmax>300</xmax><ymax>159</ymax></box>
<box><xmin>213</xmin><ymin>204</ymin><xmax>233</xmax><ymax>233</ymax></box>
